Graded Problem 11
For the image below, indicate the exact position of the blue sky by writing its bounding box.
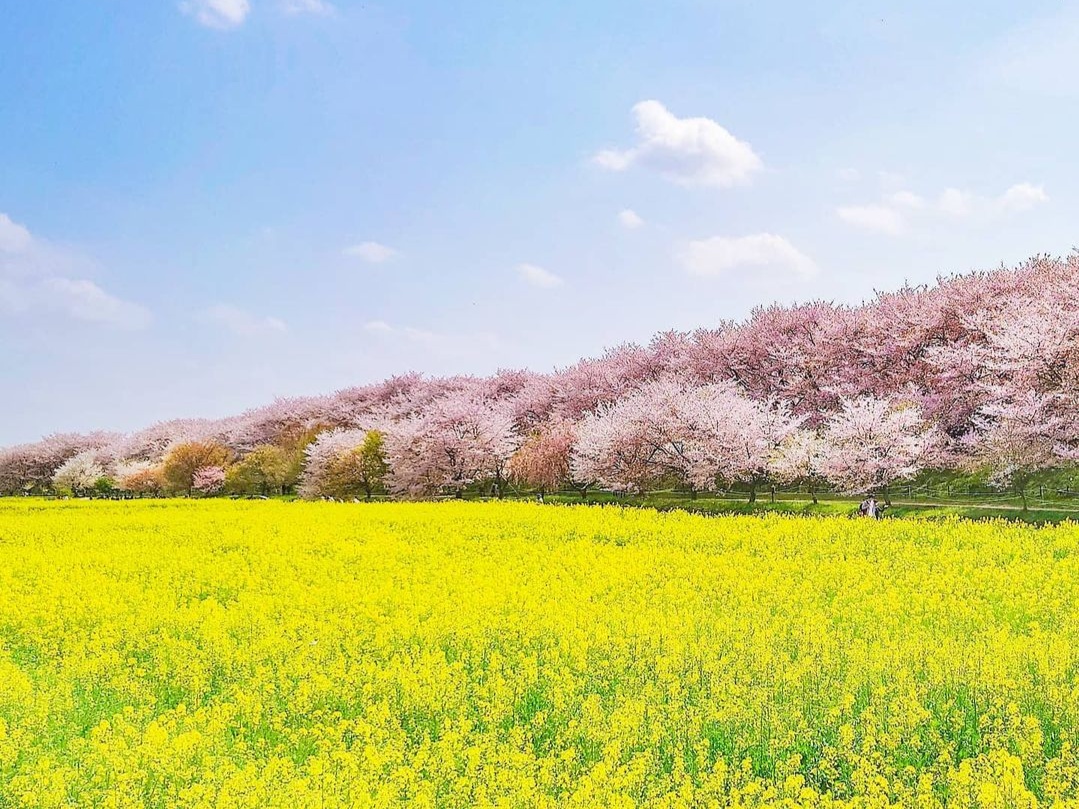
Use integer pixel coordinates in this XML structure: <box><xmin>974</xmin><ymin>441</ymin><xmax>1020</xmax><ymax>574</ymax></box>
<box><xmin>1</xmin><ymin>0</ymin><xmax>1076</xmax><ymax>444</ymax></box>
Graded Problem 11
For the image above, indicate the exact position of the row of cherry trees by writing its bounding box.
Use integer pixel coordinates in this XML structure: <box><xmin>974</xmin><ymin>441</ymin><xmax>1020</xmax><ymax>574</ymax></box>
<box><xmin>3</xmin><ymin>254</ymin><xmax>1077</xmax><ymax>505</ymax></box>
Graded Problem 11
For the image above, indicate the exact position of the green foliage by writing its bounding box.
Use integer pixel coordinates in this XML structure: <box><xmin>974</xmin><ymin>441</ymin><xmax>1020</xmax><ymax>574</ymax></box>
<box><xmin>226</xmin><ymin>446</ymin><xmax>290</xmax><ymax>496</ymax></box>
<box><xmin>280</xmin><ymin>424</ymin><xmax>325</xmax><ymax>494</ymax></box>
<box><xmin>320</xmin><ymin>430</ymin><xmax>389</xmax><ymax>500</ymax></box>
<box><xmin>160</xmin><ymin>442</ymin><xmax>233</xmax><ymax>496</ymax></box>
<box><xmin>92</xmin><ymin>476</ymin><xmax>116</xmax><ymax>496</ymax></box>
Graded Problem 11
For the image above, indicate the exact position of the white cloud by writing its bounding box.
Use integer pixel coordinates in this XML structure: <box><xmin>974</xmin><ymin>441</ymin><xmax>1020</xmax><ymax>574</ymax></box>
<box><xmin>516</xmin><ymin>263</ymin><xmax>564</xmax><ymax>289</ymax></box>
<box><xmin>281</xmin><ymin>0</ymin><xmax>335</xmax><ymax>13</ymax></box>
<box><xmin>837</xmin><ymin>168</ymin><xmax>860</xmax><ymax>182</ymax></box>
<box><xmin>180</xmin><ymin>0</ymin><xmax>251</xmax><ymax>29</ymax></box>
<box><xmin>0</xmin><ymin>214</ymin><xmax>32</xmax><ymax>253</ymax></box>
<box><xmin>997</xmin><ymin>182</ymin><xmax>1049</xmax><ymax>214</ymax></box>
<box><xmin>594</xmin><ymin>100</ymin><xmax>762</xmax><ymax>188</ymax></box>
<box><xmin>343</xmin><ymin>241</ymin><xmax>399</xmax><ymax>263</ymax></box>
<box><xmin>202</xmin><ymin>304</ymin><xmax>287</xmax><ymax>337</ymax></box>
<box><xmin>363</xmin><ymin>320</ymin><xmax>394</xmax><ymax>334</ymax></box>
<box><xmin>0</xmin><ymin>212</ymin><xmax>151</xmax><ymax>330</ymax></box>
<box><xmin>838</xmin><ymin>182</ymin><xmax>1048</xmax><ymax>235</ymax></box>
<box><xmin>679</xmin><ymin>234</ymin><xmax>817</xmax><ymax>279</ymax></box>
<box><xmin>618</xmin><ymin>209</ymin><xmax>645</xmax><ymax>229</ymax></box>
<box><xmin>888</xmin><ymin>191</ymin><xmax>926</xmax><ymax>210</ymax></box>
<box><xmin>43</xmin><ymin>278</ymin><xmax>152</xmax><ymax>330</ymax></box>
<box><xmin>937</xmin><ymin>188</ymin><xmax>974</xmax><ymax>217</ymax></box>
<box><xmin>837</xmin><ymin>204</ymin><xmax>907</xmax><ymax>235</ymax></box>
<box><xmin>363</xmin><ymin>320</ymin><xmax>503</xmax><ymax>357</ymax></box>
<box><xmin>933</xmin><ymin>184</ymin><xmax>1048</xmax><ymax>217</ymax></box>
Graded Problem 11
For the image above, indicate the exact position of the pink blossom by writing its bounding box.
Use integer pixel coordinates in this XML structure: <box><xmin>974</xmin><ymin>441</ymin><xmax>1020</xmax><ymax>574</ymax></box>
<box><xmin>192</xmin><ymin>465</ymin><xmax>226</xmax><ymax>495</ymax></box>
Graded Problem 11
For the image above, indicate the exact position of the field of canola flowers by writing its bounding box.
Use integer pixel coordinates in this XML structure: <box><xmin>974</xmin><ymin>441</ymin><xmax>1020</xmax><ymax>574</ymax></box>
<box><xmin>1</xmin><ymin>500</ymin><xmax>1079</xmax><ymax>808</ymax></box>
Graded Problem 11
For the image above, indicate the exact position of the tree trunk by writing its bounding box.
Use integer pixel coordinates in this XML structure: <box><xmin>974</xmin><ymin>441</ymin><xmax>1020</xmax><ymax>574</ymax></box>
<box><xmin>809</xmin><ymin>482</ymin><xmax>818</xmax><ymax>505</ymax></box>
<box><xmin>748</xmin><ymin>480</ymin><xmax>757</xmax><ymax>503</ymax></box>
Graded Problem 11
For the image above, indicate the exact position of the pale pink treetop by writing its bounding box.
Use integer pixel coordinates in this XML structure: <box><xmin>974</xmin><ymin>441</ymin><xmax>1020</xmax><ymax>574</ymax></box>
<box><xmin>192</xmin><ymin>466</ymin><xmax>226</xmax><ymax>495</ymax></box>
<box><xmin>771</xmin><ymin>428</ymin><xmax>827</xmax><ymax>489</ymax></box>
<box><xmin>51</xmin><ymin>451</ymin><xmax>107</xmax><ymax>494</ymax></box>
<box><xmin>819</xmin><ymin>395</ymin><xmax>941</xmax><ymax>495</ymax></box>
<box><xmin>384</xmin><ymin>391</ymin><xmax>519</xmax><ymax>497</ymax></box>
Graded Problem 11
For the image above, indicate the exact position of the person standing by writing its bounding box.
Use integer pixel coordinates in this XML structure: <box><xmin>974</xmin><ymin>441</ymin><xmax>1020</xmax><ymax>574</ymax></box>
<box><xmin>859</xmin><ymin>496</ymin><xmax>879</xmax><ymax>518</ymax></box>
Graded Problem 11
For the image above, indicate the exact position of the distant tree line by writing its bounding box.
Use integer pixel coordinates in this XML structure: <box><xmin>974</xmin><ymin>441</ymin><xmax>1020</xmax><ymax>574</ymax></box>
<box><xmin>4</xmin><ymin>254</ymin><xmax>1079</xmax><ymax>511</ymax></box>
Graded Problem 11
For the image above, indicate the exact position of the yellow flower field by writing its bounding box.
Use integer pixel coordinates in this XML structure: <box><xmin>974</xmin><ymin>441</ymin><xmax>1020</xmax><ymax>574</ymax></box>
<box><xmin>1</xmin><ymin>500</ymin><xmax>1078</xmax><ymax>808</ymax></box>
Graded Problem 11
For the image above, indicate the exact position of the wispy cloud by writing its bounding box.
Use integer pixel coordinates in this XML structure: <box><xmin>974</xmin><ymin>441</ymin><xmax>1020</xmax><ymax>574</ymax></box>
<box><xmin>0</xmin><ymin>212</ymin><xmax>151</xmax><ymax>330</ymax></box>
<box><xmin>179</xmin><ymin>0</ymin><xmax>251</xmax><ymax>29</ymax></box>
<box><xmin>202</xmin><ymin>304</ymin><xmax>287</xmax><ymax>337</ymax></box>
<box><xmin>618</xmin><ymin>209</ymin><xmax>645</xmax><ymax>229</ymax></box>
<box><xmin>516</xmin><ymin>263</ymin><xmax>564</xmax><ymax>289</ymax></box>
<box><xmin>838</xmin><ymin>182</ymin><xmax>1048</xmax><ymax>235</ymax></box>
<box><xmin>281</xmin><ymin>0</ymin><xmax>335</xmax><ymax>14</ymax></box>
<box><xmin>343</xmin><ymin>241</ymin><xmax>399</xmax><ymax>263</ymax></box>
<box><xmin>44</xmin><ymin>279</ymin><xmax>152</xmax><ymax>330</ymax></box>
<box><xmin>837</xmin><ymin>204</ymin><xmax>906</xmax><ymax>235</ymax></box>
<box><xmin>594</xmin><ymin>100</ymin><xmax>762</xmax><ymax>188</ymax></box>
<box><xmin>678</xmin><ymin>234</ymin><xmax>817</xmax><ymax>279</ymax></box>
<box><xmin>0</xmin><ymin>214</ymin><xmax>32</xmax><ymax>253</ymax></box>
<box><xmin>363</xmin><ymin>320</ymin><xmax>504</xmax><ymax>357</ymax></box>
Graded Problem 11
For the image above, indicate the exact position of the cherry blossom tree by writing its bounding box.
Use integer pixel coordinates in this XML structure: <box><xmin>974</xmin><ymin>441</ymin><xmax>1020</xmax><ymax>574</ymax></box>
<box><xmin>192</xmin><ymin>466</ymin><xmax>226</xmax><ymax>496</ymax></box>
<box><xmin>771</xmin><ymin>429</ymin><xmax>827</xmax><ymax>503</ymax></box>
<box><xmin>965</xmin><ymin>390</ymin><xmax>1077</xmax><ymax>510</ymax></box>
<box><xmin>0</xmin><ymin>432</ymin><xmax>117</xmax><ymax>495</ymax></box>
<box><xmin>384</xmin><ymin>394</ymin><xmax>518</xmax><ymax>498</ymax></box>
<box><xmin>718</xmin><ymin>302</ymin><xmax>845</xmax><ymax>419</ymax></box>
<box><xmin>508</xmin><ymin>422</ymin><xmax>575</xmax><ymax>497</ymax></box>
<box><xmin>679</xmin><ymin>386</ymin><xmax>799</xmax><ymax>501</ymax></box>
<box><xmin>52</xmin><ymin>451</ymin><xmax>108</xmax><ymax>496</ymax></box>
<box><xmin>570</xmin><ymin>381</ymin><xmax>701</xmax><ymax>494</ymax></box>
<box><xmin>226</xmin><ymin>396</ymin><xmax>334</xmax><ymax>453</ymax></box>
<box><xmin>299</xmin><ymin>429</ymin><xmax>368</xmax><ymax>499</ymax></box>
<box><xmin>819</xmin><ymin>396</ymin><xmax>941</xmax><ymax>503</ymax></box>
<box><xmin>103</xmin><ymin>419</ymin><xmax>225</xmax><ymax>465</ymax></box>
<box><xmin>571</xmin><ymin>402</ymin><xmax>657</xmax><ymax>494</ymax></box>
<box><xmin>569</xmin><ymin>381</ymin><xmax>795</xmax><ymax>499</ymax></box>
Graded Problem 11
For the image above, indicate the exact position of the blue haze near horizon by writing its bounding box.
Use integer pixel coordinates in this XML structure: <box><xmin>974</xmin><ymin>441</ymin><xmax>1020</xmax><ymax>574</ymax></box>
<box><xmin>1</xmin><ymin>0</ymin><xmax>1077</xmax><ymax>443</ymax></box>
